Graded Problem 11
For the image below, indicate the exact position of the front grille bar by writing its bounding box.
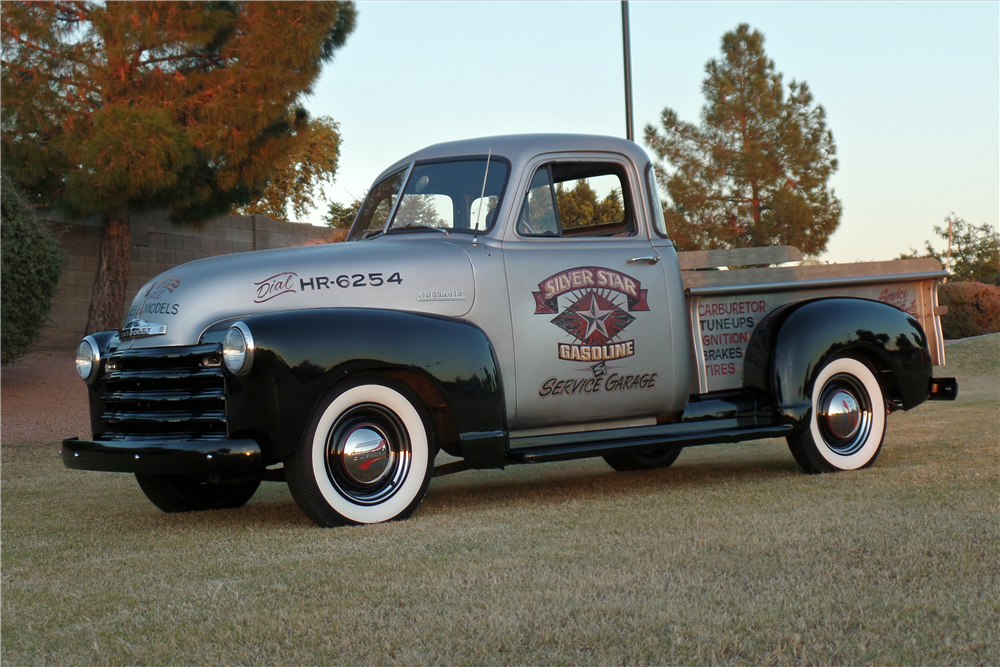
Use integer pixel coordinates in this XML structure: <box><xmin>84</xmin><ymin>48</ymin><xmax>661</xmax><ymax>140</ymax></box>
<box><xmin>97</xmin><ymin>344</ymin><xmax>227</xmax><ymax>441</ymax></box>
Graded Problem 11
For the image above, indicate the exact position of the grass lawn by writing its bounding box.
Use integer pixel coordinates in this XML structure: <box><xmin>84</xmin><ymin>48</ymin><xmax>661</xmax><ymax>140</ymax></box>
<box><xmin>2</xmin><ymin>336</ymin><xmax>997</xmax><ymax>666</ymax></box>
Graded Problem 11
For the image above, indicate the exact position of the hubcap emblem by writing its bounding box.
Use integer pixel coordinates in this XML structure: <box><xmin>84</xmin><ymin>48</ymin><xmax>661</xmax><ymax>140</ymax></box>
<box><xmin>340</xmin><ymin>425</ymin><xmax>392</xmax><ymax>485</ymax></box>
<box><xmin>823</xmin><ymin>390</ymin><xmax>861</xmax><ymax>440</ymax></box>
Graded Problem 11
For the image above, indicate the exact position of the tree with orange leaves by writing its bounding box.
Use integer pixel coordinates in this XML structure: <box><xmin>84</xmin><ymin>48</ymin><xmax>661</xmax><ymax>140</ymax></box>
<box><xmin>1</xmin><ymin>1</ymin><xmax>355</xmax><ymax>332</ymax></box>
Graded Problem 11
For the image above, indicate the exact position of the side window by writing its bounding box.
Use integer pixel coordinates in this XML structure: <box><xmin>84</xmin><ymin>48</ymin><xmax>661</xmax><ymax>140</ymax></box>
<box><xmin>517</xmin><ymin>162</ymin><xmax>635</xmax><ymax>238</ymax></box>
<box><xmin>517</xmin><ymin>166</ymin><xmax>559</xmax><ymax>236</ymax></box>
<box><xmin>556</xmin><ymin>173</ymin><xmax>625</xmax><ymax>232</ymax></box>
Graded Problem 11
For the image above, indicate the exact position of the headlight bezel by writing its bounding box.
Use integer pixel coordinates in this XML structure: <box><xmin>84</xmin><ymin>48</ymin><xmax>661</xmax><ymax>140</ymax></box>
<box><xmin>76</xmin><ymin>335</ymin><xmax>101</xmax><ymax>384</ymax></box>
<box><xmin>222</xmin><ymin>321</ymin><xmax>255</xmax><ymax>376</ymax></box>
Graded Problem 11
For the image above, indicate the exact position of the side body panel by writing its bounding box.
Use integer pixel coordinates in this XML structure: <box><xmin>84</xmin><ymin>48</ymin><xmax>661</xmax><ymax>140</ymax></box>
<box><xmin>650</xmin><ymin>238</ymin><xmax>694</xmax><ymax>407</ymax></box>
<box><xmin>225</xmin><ymin>309</ymin><xmax>506</xmax><ymax>468</ymax></box>
<box><xmin>445</xmin><ymin>236</ymin><xmax>520</xmax><ymax>428</ymax></box>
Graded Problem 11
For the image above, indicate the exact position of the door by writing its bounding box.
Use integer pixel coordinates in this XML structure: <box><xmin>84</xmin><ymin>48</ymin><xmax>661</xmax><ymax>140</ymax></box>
<box><xmin>502</xmin><ymin>155</ymin><xmax>684</xmax><ymax>431</ymax></box>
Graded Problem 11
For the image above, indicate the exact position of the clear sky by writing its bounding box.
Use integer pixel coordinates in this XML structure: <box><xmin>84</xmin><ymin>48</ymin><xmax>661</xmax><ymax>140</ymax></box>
<box><xmin>303</xmin><ymin>1</ymin><xmax>999</xmax><ymax>264</ymax></box>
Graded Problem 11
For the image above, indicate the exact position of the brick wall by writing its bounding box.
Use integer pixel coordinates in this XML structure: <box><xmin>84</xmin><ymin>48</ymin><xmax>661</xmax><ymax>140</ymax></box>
<box><xmin>41</xmin><ymin>210</ymin><xmax>345</xmax><ymax>349</ymax></box>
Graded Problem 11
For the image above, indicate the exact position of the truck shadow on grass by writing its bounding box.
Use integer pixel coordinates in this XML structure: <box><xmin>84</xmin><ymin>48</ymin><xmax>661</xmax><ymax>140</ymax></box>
<box><xmin>40</xmin><ymin>441</ymin><xmax>802</xmax><ymax>533</ymax></box>
<box><xmin>94</xmin><ymin>450</ymin><xmax>803</xmax><ymax>530</ymax></box>
<box><xmin>198</xmin><ymin>445</ymin><xmax>800</xmax><ymax>528</ymax></box>
<box><xmin>420</xmin><ymin>452</ymin><xmax>802</xmax><ymax>516</ymax></box>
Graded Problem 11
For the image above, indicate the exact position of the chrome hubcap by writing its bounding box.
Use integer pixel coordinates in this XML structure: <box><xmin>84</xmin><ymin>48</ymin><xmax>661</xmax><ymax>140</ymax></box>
<box><xmin>325</xmin><ymin>404</ymin><xmax>410</xmax><ymax>505</ymax></box>
<box><xmin>817</xmin><ymin>374</ymin><xmax>873</xmax><ymax>456</ymax></box>
<box><xmin>340</xmin><ymin>425</ymin><xmax>394</xmax><ymax>485</ymax></box>
<box><xmin>822</xmin><ymin>389</ymin><xmax>861</xmax><ymax>440</ymax></box>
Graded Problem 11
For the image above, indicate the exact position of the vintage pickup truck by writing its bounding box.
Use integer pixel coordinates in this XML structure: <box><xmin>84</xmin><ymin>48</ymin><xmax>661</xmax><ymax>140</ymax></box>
<box><xmin>63</xmin><ymin>134</ymin><xmax>958</xmax><ymax>527</ymax></box>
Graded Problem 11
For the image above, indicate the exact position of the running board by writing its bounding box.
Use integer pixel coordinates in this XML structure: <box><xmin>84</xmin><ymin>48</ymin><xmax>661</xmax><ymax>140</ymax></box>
<box><xmin>510</xmin><ymin>423</ymin><xmax>795</xmax><ymax>465</ymax></box>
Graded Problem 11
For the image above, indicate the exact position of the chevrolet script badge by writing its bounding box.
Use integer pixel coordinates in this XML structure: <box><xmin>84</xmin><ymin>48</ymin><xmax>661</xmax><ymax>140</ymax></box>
<box><xmin>119</xmin><ymin>319</ymin><xmax>168</xmax><ymax>340</ymax></box>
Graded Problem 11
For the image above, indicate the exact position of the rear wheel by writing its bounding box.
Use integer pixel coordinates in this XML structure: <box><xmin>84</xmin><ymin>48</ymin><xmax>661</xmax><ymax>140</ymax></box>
<box><xmin>286</xmin><ymin>378</ymin><xmax>434</xmax><ymax>527</ymax></box>
<box><xmin>787</xmin><ymin>356</ymin><xmax>887</xmax><ymax>474</ymax></box>
<box><xmin>603</xmin><ymin>446</ymin><xmax>682</xmax><ymax>472</ymax></box>
<box><xmin>135</xmin><ymin>474</ymin><xmax>260</xmax><ymax>513</ymax></box>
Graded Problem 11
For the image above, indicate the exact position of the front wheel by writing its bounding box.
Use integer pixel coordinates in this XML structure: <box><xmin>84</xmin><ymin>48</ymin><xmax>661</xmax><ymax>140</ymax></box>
<box><xmin>603</xmin><ymin>446</ymin><xmax>682</xmax><ymax>472</ymax></box>
<box><xmin>286</xmin><ymin>378</ymin><xmax>434</xmax><ymax>527</ymax></box>
<box><xmin>135</xmin><ymin>474</ymin><xmax>260</xmax><ymax>513</ymax></box>
<box><xmin>787</xmin><ymin>356</ymin><xmax>887</xmax><ymax>474</ymax></box>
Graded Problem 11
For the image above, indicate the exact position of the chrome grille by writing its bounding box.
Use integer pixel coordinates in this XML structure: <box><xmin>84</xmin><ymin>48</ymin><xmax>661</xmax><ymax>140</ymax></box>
<box><xmin>97</xmin><ymin>344</ymin><xmax>228</xmax><ymax>441</ymax></box>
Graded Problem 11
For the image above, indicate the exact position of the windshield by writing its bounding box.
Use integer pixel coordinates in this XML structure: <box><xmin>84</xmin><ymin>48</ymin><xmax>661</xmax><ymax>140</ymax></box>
<box><xmin>347</xmin><ymin>167</ymin><xmax>408</xmax><ymax>241</ymax></box>
<box><xmin>349</xmin><ymin>157</ymin><xmax>509</xmax><ymax>241</ymax></box>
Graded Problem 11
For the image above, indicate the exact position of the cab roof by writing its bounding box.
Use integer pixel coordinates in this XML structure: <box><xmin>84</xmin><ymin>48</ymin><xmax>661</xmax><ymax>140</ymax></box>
<box><xmin>375</xmin><ymin>133</ymin><xmax>653</xmax><ymax>183</ymax></box>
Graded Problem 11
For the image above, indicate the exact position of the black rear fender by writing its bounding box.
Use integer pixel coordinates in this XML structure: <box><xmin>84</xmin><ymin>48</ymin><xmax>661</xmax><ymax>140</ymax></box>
<box><xmin>744</xmin><ymin>298</ymin><xmax>933</xmax><ymax>426</ymax></box>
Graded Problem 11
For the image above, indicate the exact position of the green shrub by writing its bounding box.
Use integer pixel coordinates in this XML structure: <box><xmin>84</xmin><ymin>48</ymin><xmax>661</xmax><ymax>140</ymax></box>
<box><xmin>939</xmin><ymin>281</ymin><xmax>1000</xmax><ymax>339</ymax></box>
<box><xmin>1</xmin><ymin>175</ymin><xmax>66</xmax><ymax>364</ymax></box>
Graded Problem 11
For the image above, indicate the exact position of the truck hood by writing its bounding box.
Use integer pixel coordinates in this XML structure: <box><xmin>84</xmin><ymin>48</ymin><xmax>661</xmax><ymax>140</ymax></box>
<box><xmin>121</xmin><ymin>237</ymin><xmax>476</xmax><ymax>348</ymax></box>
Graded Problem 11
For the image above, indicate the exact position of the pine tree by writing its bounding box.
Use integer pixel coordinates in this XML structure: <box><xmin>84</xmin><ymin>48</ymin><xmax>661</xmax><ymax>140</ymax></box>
<box><xmin>554</xmin><ymin>179</ymin><xmax>624</xmax><ymax>229</ymax></box>
<box><xmin>1</xmin><ymin>1</ymin><xmax>356</xmax><ymax>332</ymax></box>
<box><xmin>644</xmin><ymin>24</ymin><xmax>841</xmax><ymax>254</ymax></box>
<box><xmin>235</xmin><ymin>116</ymin><xmax>342</xmax><ymax>222</ymax></box>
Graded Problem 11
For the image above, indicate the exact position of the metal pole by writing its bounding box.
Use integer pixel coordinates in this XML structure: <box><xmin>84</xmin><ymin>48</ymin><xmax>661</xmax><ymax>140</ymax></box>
<box><xmin>621</xmin><ymin>1</ymin><xmax>634</xmax><ymax>141</ymax></box>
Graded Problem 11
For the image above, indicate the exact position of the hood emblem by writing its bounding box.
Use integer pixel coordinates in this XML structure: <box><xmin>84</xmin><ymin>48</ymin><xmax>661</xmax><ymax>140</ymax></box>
<box><xmin>120</xmin><ymin>319</ymin><xmax>168</xmax><ymax>340</ymax></box>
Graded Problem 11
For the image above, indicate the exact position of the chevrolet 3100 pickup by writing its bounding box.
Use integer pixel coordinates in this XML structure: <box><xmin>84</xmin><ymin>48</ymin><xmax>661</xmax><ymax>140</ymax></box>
<box><xmin>63</xmin><ymin>134</ymin><xmax>958</xmax><ymax>527</ymax></box>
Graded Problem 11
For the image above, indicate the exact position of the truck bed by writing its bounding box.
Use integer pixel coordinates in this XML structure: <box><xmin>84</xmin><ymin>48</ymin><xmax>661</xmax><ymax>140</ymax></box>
<box><xmin>677</xmin><ymin>247</ymin><xmax>948</xmax><ymax>393</ymax></box>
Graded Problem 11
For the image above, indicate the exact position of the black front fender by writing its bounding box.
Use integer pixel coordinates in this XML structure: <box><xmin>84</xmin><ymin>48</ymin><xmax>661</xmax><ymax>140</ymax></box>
<box><xmin>747</xmin><ymin>298</ymin><xmax>932</xmax><ymax>426</ymax></box>
<box><xmin>223</xmin><ymin>308</ymin><xmax>507</xmax><ymax>468</ymax></box>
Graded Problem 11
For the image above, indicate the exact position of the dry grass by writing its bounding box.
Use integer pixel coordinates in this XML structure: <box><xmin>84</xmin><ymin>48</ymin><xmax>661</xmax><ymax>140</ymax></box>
<box><xmin>3</xmin><ymin>336</ymin><xmax>998</xmax><ymax>666</ymax></box>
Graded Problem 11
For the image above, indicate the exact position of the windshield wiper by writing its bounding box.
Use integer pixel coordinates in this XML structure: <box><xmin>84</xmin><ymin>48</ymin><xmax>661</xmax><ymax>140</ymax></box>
<box><xmin>361</xmin><ymin>228</ymin><xmax>385</xmax><ymax>240</ymax></box>
<box><xmin>388</xmin><ymin>224</ymin><xmax>450</xmax><ymax>236</ymax></box>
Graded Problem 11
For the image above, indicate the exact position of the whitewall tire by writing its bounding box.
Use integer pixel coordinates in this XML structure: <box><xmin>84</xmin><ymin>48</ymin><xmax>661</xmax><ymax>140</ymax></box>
<box><xmin>286</xmin><ymin>378</ymin><xmax>434</xmax><ymax>527</ymax></box>
<box><xmin>787</xmin><ymin>356</ymin><xmax>887</xmax><ymax>474</ymax></box>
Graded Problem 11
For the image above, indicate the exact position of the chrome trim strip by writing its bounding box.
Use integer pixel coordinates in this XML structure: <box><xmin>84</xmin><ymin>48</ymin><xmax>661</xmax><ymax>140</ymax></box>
<box><xmin>684</xmin><ymin>271</ymin><xmax>950</xmax><ymax>297</ymax></box>
<box><xmin>932</xmin><ymin>280</ymin><xmax>946</xmax><ymax>367</ymax></box>
<box><xmin>690</xmin><ymin>296</ymin><xmax>708</xmax><ymax>394</ymax></box>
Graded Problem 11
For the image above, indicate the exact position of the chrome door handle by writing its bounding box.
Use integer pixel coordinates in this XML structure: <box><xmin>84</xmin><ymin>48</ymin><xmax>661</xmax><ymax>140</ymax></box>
<box><xmin>626</xmin><ymin>256</ymin><xmax>660</xmax><ymax>265</ymax></box>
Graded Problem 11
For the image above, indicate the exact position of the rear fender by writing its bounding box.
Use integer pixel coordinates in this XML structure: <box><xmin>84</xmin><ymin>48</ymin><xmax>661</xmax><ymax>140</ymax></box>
<box><xmin>745</xmin><ymin>298</ymin><xmax>932</xmax><ymax>427</ymax></box>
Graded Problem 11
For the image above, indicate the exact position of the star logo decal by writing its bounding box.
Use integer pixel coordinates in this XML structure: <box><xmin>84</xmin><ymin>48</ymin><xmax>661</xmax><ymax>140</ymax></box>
<box><xmin>551</xmin><ymin>292</ymin><xmax>635</xmax><ymax>345</ymax></box>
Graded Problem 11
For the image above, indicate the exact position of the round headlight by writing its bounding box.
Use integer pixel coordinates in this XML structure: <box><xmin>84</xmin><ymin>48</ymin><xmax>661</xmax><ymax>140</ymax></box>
<box><xmin>76</xmin><ymin>336</ymin><xmax>100</xmax><ymax>383</ymax></box>
<box><xmin>223</xmin><ymin>322</ymin><xmax>254</xmax><ymax>376</ymax></box>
